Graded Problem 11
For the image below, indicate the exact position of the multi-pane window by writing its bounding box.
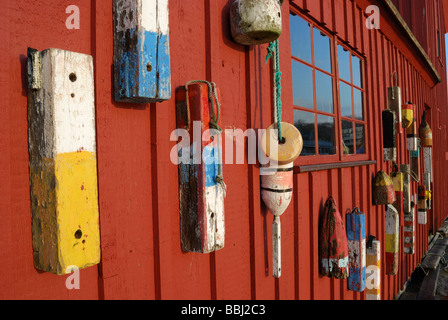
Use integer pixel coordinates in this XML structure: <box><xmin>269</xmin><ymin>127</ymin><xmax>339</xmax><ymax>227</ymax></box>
<box><xmin>290</xmin><ymin>12</ymin><xmax>367</xmax><ymax>161</ymax></box>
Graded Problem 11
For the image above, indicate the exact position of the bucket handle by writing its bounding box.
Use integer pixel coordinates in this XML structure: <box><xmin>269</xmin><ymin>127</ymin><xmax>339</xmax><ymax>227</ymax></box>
<box><xmin>391</xmin><ymin>71</ymin><xmax>398</xmax><ymax>87</ymax></box>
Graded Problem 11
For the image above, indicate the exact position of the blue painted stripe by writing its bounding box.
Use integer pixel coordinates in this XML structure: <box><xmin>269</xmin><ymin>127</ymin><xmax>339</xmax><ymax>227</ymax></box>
<box><xmin>348</xmin><ymin>266</ymin><xmax>366</xmax><ymax>292</ymax></box>
<box><xmin>346</xmin><ymin>212</ymin><xmax>366</xmax><ymax>241</ymax></box>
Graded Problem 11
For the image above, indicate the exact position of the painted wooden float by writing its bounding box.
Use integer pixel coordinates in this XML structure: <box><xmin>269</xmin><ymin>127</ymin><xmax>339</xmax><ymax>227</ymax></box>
<box><xmin>113</xmin><ymin>0</ymin><xmax>171</xmax><ymax>103</ymax></box>
<box><xmin>366</xmin><ymin>236</ymin><xmax>381</xmax><ymax>300</ymax></box>
<box><xmin>346</xmin><ymin>208</ymin><xmax>366</xmax><ymax>292</ymax></box>
<box><xmin>175</xmin><ymin>81</ymin><xmax>225</xmax><ymax>254</ymax></box>
<box><xmin>27</xmin><ymin>48</ymin><xmax>101</xmax><ymax>275</ymax></box>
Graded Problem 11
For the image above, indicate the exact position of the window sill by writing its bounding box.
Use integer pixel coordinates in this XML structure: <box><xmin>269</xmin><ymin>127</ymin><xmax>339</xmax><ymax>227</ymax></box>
<box><xmin>294</xmin><ymin>160</ymin><xmax>377</xmax><ymax>173</ymax></box>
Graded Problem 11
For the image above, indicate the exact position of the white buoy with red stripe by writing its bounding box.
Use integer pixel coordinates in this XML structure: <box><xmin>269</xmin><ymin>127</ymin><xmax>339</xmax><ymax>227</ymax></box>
<box><xmin>261</xmin><ymin>123</ymin><xmax>302</xmax><ymax>278</ymax></box>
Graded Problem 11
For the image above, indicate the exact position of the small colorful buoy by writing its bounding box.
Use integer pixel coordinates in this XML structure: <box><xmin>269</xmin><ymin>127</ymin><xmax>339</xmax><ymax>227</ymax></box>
<box><xmin>385</xmin><ymin>205</ymin><xmax>399</xmax><ymax>275</ymax></box>
<box><xmin>419</xmin><ymin>110</ymin><xmax>433</xmax><ymax>147</ymax></box>
<box><xmin>261</xmin><ymin>122</ymin><xmax>303</xmax><ymax>165</ymax></box>
<box><xmin>391</xmin><ymin>164</ymin><xmax>404</xmax><ymax>226</ymax></box>
<box><xmin>400</xmin><ymin>164</ymin><xmax>412</xmax><ymax>214</ymax></box>
<box><xmin>346</xmin><ymin>208</ymin><xmax>366</xmax><ymax>292</ymax></box>
<box><xmin>387</xmin><ymin>72</ymin><xmax>402</xmax><ymax>133</ymax></box>
<box><xmin>230</xmin><ymin>0</ymin><xmax>283</xmax><ymax>45</ymax></box>
<box><xmin>404</xmin><ymin>195</ymin><xmax>416</xmax><ymax>255</ymax></box>
<box><xmin>418</xmin><ymin>186</ymin><xmax>427</xmax><ymax>225</ymax></box>
<box><xmin>402</xmin><ymin>102</ymin><xmax>414</xmax><ymax>129</ymax></box>
<box><xmin>382</xmin><ymin>109</ymin><xmax>396</xmax><ymax>161</ymax></box>
<box><xmin>373</xmin><ymin>171</ymin><xmax>396</xmax><ymax>205</ymax></box>
<box><xmin>407</xmin><ymin>117</ymin><xmax>418</xmax><ymax>152</ymax></box>
<box><xmin>319</xmin><ymin>197</ymin><xmax>349</xmax><ymax>279</ymax></box>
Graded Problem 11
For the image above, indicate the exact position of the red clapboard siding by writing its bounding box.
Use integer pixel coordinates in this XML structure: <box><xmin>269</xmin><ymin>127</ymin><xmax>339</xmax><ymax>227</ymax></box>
<box><xmin>0</xmin><ymin>0</ymin><xmax>448</xmax><ymax>301</ymax></box>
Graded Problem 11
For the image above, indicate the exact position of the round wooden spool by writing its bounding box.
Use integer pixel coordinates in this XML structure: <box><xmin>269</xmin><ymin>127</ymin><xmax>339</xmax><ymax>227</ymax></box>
<box><xmin>261</xmin><ymin>122</ymin><xmax>303</xmax><ymax>165</ymax></box>
<box><xmin>230</xmin><ymin>0</ymin><xmax>283</xmax><ymax>45</ymax></box>
<box><xmin>402</xmin><ymin>102</ymin><xmax>414</xmax><ymax>129</ymax></box>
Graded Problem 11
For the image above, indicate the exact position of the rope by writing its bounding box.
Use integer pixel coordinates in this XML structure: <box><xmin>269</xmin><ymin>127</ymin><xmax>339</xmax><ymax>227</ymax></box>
<box><xmin>185</xmin><ymin>80</ymin><xmax>226</xmax><ymax>195</ymax></box>
<box><xmin>266</xmin><ymin>40</ymin><xmax>283</xmax><ymax>143</ymax></box>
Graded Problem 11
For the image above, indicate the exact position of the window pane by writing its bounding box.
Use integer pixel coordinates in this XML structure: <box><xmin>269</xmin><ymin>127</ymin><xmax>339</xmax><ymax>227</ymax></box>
<box><xmin>313</xmin><ymin>29</ymin><xmax>332</xmax><ymax>73</ymax></box>
<box><xmin>342</xmin><ymin>121</ymin><xmax>354</xmax><ymax>155</ymax></box>
<box><xmin>290</xmin><ymin>13</ymin><xmax>312</xmax><ymax>64</ymax></box>
<box><xmin>317</xmin><ymin>115</ymin><xmax>336</xmax><ymax>155</ymax></box>
<box><xmin>355</xmin><ymin>123</ymin><xmax>366</xmax><ymax>154</ymax></box>
<box><xmin>340</xmin><ymin>81</ymin><xmax>352</xmax><ymax>118</ymax></box>
<box><xmin>294</xmin><ymin>110</ymin><xmax>316</xmax><ymax>156</ymax></box>
<box><xmin>352</xmin><ymin>55</ymin><xmax>362</xmax><ymax>88</ymax></box>
<box><xmin>338</xmin><ymin>45</ymin><xmax>351</xmax><ymax>82</ymax></box>
<box><xmin>353</xmin><ymin>88</ymin><xmax>364</xmax><ymax>120</ymax></box>
<box><xmin>292</xmin><ymin>60</ymin><xmax>314</xmax><ymax>109</ymax></box>
<box><xmin>315</xmin><ymin>71</ymin><xmax>334</xmax><ymax>114</ymax></box>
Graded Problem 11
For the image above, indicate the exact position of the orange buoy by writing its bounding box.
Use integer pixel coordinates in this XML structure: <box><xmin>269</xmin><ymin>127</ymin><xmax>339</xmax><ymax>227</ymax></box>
<box><xmin>419</xmin><ymin>110</ymin><xmax>433</xmax><ymax>147</ymax></box>
<box><xmin>373</xmin><ymin>171</ymin><xmax>396</xmax><ymax>205</ymax></box>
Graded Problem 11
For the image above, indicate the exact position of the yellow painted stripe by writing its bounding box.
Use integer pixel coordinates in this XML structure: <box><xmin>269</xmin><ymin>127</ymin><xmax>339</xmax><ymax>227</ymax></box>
<box><xmin>385</xmin><ymin>233</ymin><xmax>399</xmax><ymax>253</ymax></box>
<box><xmin>392</xmin><ymin>173</ymin><xmax>403</xmax><ymax>192</ymax></box>
<box><xmin>55</xmin><ymin>151</ymin><xmax>100</xmax><ymax>274</ymax></box>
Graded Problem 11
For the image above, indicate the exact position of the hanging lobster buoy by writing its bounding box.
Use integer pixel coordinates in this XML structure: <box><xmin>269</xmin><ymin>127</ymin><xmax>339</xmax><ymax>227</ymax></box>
<box><xmin>423</xmin><ymin>172</ymin><xmax>432</xmax><ymax>210</ymax></box>
<box><xmin>175</xmin><ymin>81</ymin><xmax>226</xmax><ymax>254</ymax></box>
<box><xmin>400</xmin><ymin>164</ymin><xmax>412</xmax><ymax>214</ymax></box>
<box><xmin>402</xmin><ymin>102</ymin><xmax>414</xmax><ymax>129</ymax></box>
<box><xmin>366</xmin><ymin>236</ymin><xmax>381</xmax><ymax>300</ymax></box>
<box><xmin>387</xmin><ymin>72</ymin><xmax>402</xmax><ymax>133</ymax></box>
<box><xmin>410</xmin><ymin>141</ymin><xmax>420</xmax><ymax>182</ymax></box>
<box><xmin>382</xmin><ymin>109</ymin><xmax>396</xmax><ymax>161</ymax></box>
<box><xmin>404</xmin><ymin>195</ymin><xmax>416</xmax><ymax>255</ymax></box>
<box><xmin>346</xmin><ymin>208</ymin><xmax>366</xmax><ymax>292</ymax></box>
<box><xmin>385</xmin><ymin>205</ymin><xmax>399</xmax><ymax>275</ymax></box>
<box><xmin>407</xmin><ymin>117</ymin><xmax>418</xmax><ymax>152</ymax></box>
<box><xmin>391</xmin><ymin>163</ymin><xmax>404</xmax><ymax>227</ymax></box>
<box><xmin>419</xmin><ymin>110</ymin><xmax>433</xmax><ymax>147</ymax></box>
<box><xmin>373</xmin><ymin>171</ymin><xmax>396</xmax><ymax>205</ymax></box>
<box><xmin>319</xmin><ymin>197</ymin><xmax>349</xmax><ymax>279</ymax></box>
<box><xmin>230</xmin><ymin>0</ymin><xmax>283</xmax><ymax>45</ymax></box>
<box><xmin>418</xmin><ymin>186</ymin><xmax>427</xmax><ymax>225</ymax></box>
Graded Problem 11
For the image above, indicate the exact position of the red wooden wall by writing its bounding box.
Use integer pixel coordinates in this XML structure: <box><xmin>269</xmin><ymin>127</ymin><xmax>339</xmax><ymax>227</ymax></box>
<box><xmin>0</xmin><ymin>0</ymin><xmax>447</xmax><ymax>300</ymax></box>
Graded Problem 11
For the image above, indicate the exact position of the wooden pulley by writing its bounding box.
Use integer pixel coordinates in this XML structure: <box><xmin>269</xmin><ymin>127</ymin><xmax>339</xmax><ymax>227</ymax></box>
<box><xmin>319</xmin><ymin>197</ymin><xmax>349</xmax><ymax>279</ymax></box>
<box><xmin>372</xmin><ymin>171</ymin><xmax>396</xmax><ymax>205</ymax></box>
<box><xmin>402</xmin><ymin>102</ymin><xmax>414</xmax><ymax>129</ymax></box>
<box><xmin>419</xmin><ymin>110</ymin><xmax>433</xmax><ymax>147</ymax></box>
<box><xmin>261</xmin><ymin>122</ymin><xmax>303</xmax><ymax>165</ymax></box>
<box><xmin>387</xmin><ymin>72</ymin><xmax>402</xmax><ymax>133</ymax></box>
<box><xmin>230</xmin><ymin>0</ymin><xmax>283</xmax><ymax>45</ymax></box>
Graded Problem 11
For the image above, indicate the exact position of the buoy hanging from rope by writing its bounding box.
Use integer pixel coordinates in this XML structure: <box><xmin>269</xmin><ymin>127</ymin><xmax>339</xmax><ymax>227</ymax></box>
<box><xmin>261</xmin><ymin>39</ymin><xmax>302</xmax><ymax>278</ymax></box>
<box><xmin>402</xmin><ymin>102</ymin><xmax>414</xmax><ymax>129</ymax></box>
<box><xmin>387</xmin><ymin>72</ymin><xmax>402</xmax><ymax>134</ymax></box>
<box><xmin>419</xmin><ymin>110</ymin><xmax>433</xmax><ymax>147</ymax></box>
<box><xmin>372</xmin><ymin>171</ymin><xmax>396</xmax><ymax>205</ymax></box>
<box><xmin>230</xmin><ymin>0</ymin><xmax>283</xmax><ymax>45</ymax></box>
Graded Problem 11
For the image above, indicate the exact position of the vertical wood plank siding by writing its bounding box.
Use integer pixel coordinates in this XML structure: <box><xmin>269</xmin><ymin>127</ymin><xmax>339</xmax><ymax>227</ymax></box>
<box><xmin>0</xmin><ymin>0</ymin><xmax>447</xmax><ymax>300</ymax></box>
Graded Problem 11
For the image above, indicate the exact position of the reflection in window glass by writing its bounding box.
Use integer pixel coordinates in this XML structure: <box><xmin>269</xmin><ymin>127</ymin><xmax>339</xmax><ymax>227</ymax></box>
<box><xmin>294</xmin><ymin>110</ymin><xmax>316</xmax><ymax>156</ymax></box>
<box><xmin>290</xmin><ymin>13</ymin><xmax>312</xmax><ymax>64</ymax></box>
<box><xmin>355</xmin><ymin>123</ymin><xmax>366</xmax><ymax>154</ymax></box>
<box><xmin>352</xmin><ymin>55</ymin><xmax>362</xmax><ymax>88</ymax></box>
<box><xmin>342</xmin><ymin>121</ymin><xmax>354</xmax><ymax>155</ymax></box>
<box><xmin>292</xmin><ymin>60</ymin><xmax>314</xmax><ymax>109</ymax></box>
<box><xmin>340</xmin><ymin>81</ymin><xmax>352</xmax><ymax>118</ymax></box>
<box><xmin>313</xmin><ymin>30</ymin><xmax>332</xmax><ymax>73</ymax></box>
<box><xmin>353</xmin><ymin>89</ymin><xmax>364</xmax><ymax>121</ymax></box>
<box><xmin>317</xmin><ymin>115</ymin><xmax>336</xmax><ymax>155</ymax></box>
<box><xmin>315</xmin><ymin>71</ymin><xmax>334</xmax><ymax>114</ymax></box>
<box><xmin>338</xmin><ymin>45</ymin><xmax>351</xmax><ymax>82</ymax></box>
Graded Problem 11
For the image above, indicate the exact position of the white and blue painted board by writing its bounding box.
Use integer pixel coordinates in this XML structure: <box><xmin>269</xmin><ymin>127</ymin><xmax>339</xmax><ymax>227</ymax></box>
<box><xmin>113</xmin><ymin>0</ymin><xmax>171</xmax><ymax>103</ymax></box>
<box><xmin>346</xmin><ymin>208</ymin><xmax>366</xmax><ymax>292</ymax></box>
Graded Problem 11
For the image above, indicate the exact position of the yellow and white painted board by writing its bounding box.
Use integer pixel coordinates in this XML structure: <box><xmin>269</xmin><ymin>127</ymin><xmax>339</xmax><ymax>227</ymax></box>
<box><xmin>27</xmin><ymin>48</ymin><xmax>100</xmax><ymax>275</ymax></box>
<box><xmin>366</xmin><ymin>238</ymin><xmax>381</xmax><ymax>300</ymax></box>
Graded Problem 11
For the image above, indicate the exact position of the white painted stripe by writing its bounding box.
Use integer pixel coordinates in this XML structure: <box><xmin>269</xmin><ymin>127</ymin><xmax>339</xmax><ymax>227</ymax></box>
<box><xmin>157</xmin><ymin>0</ymin><xmax>169</xmax><ymax>34</ymax></box>
<box><xmin>205</xmin><ymin>184</ymin><xmax>225</xmax><ymax>252</ymax></box>
<box><xmin>141</xmin><ymin>0</ymin><xmax>157</xmax><ymax>32</ymax></box>
<box><xmin>49</xmin><ymin>49</ymin><xmax>96</xmax><ymax>155</ymax></box>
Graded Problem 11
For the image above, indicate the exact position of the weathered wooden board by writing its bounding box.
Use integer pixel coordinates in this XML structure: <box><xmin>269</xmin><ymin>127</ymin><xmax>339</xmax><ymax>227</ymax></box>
<box><xmin>346</xmin><ymin>208</ymin><xmax>366</xmax><ymax>292</ymax></box>
<box><xmin>27</xmin><ymin>48</ymin><xmax>100</xmax><ymax>275</ymax></box>
<box><xmin>175</xmin><ymin>82</ymin><xmax>225</xmax><ymax>254</ymax></box>
<box><xmin>113</xmin><ymin>0</ymin><xmax>171</xmax><ymax>103</ymax></box>
<box><xmin>366</xmin><ymin>237</ymin><xmax>381</xmax><ymax>300</ymax></box>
